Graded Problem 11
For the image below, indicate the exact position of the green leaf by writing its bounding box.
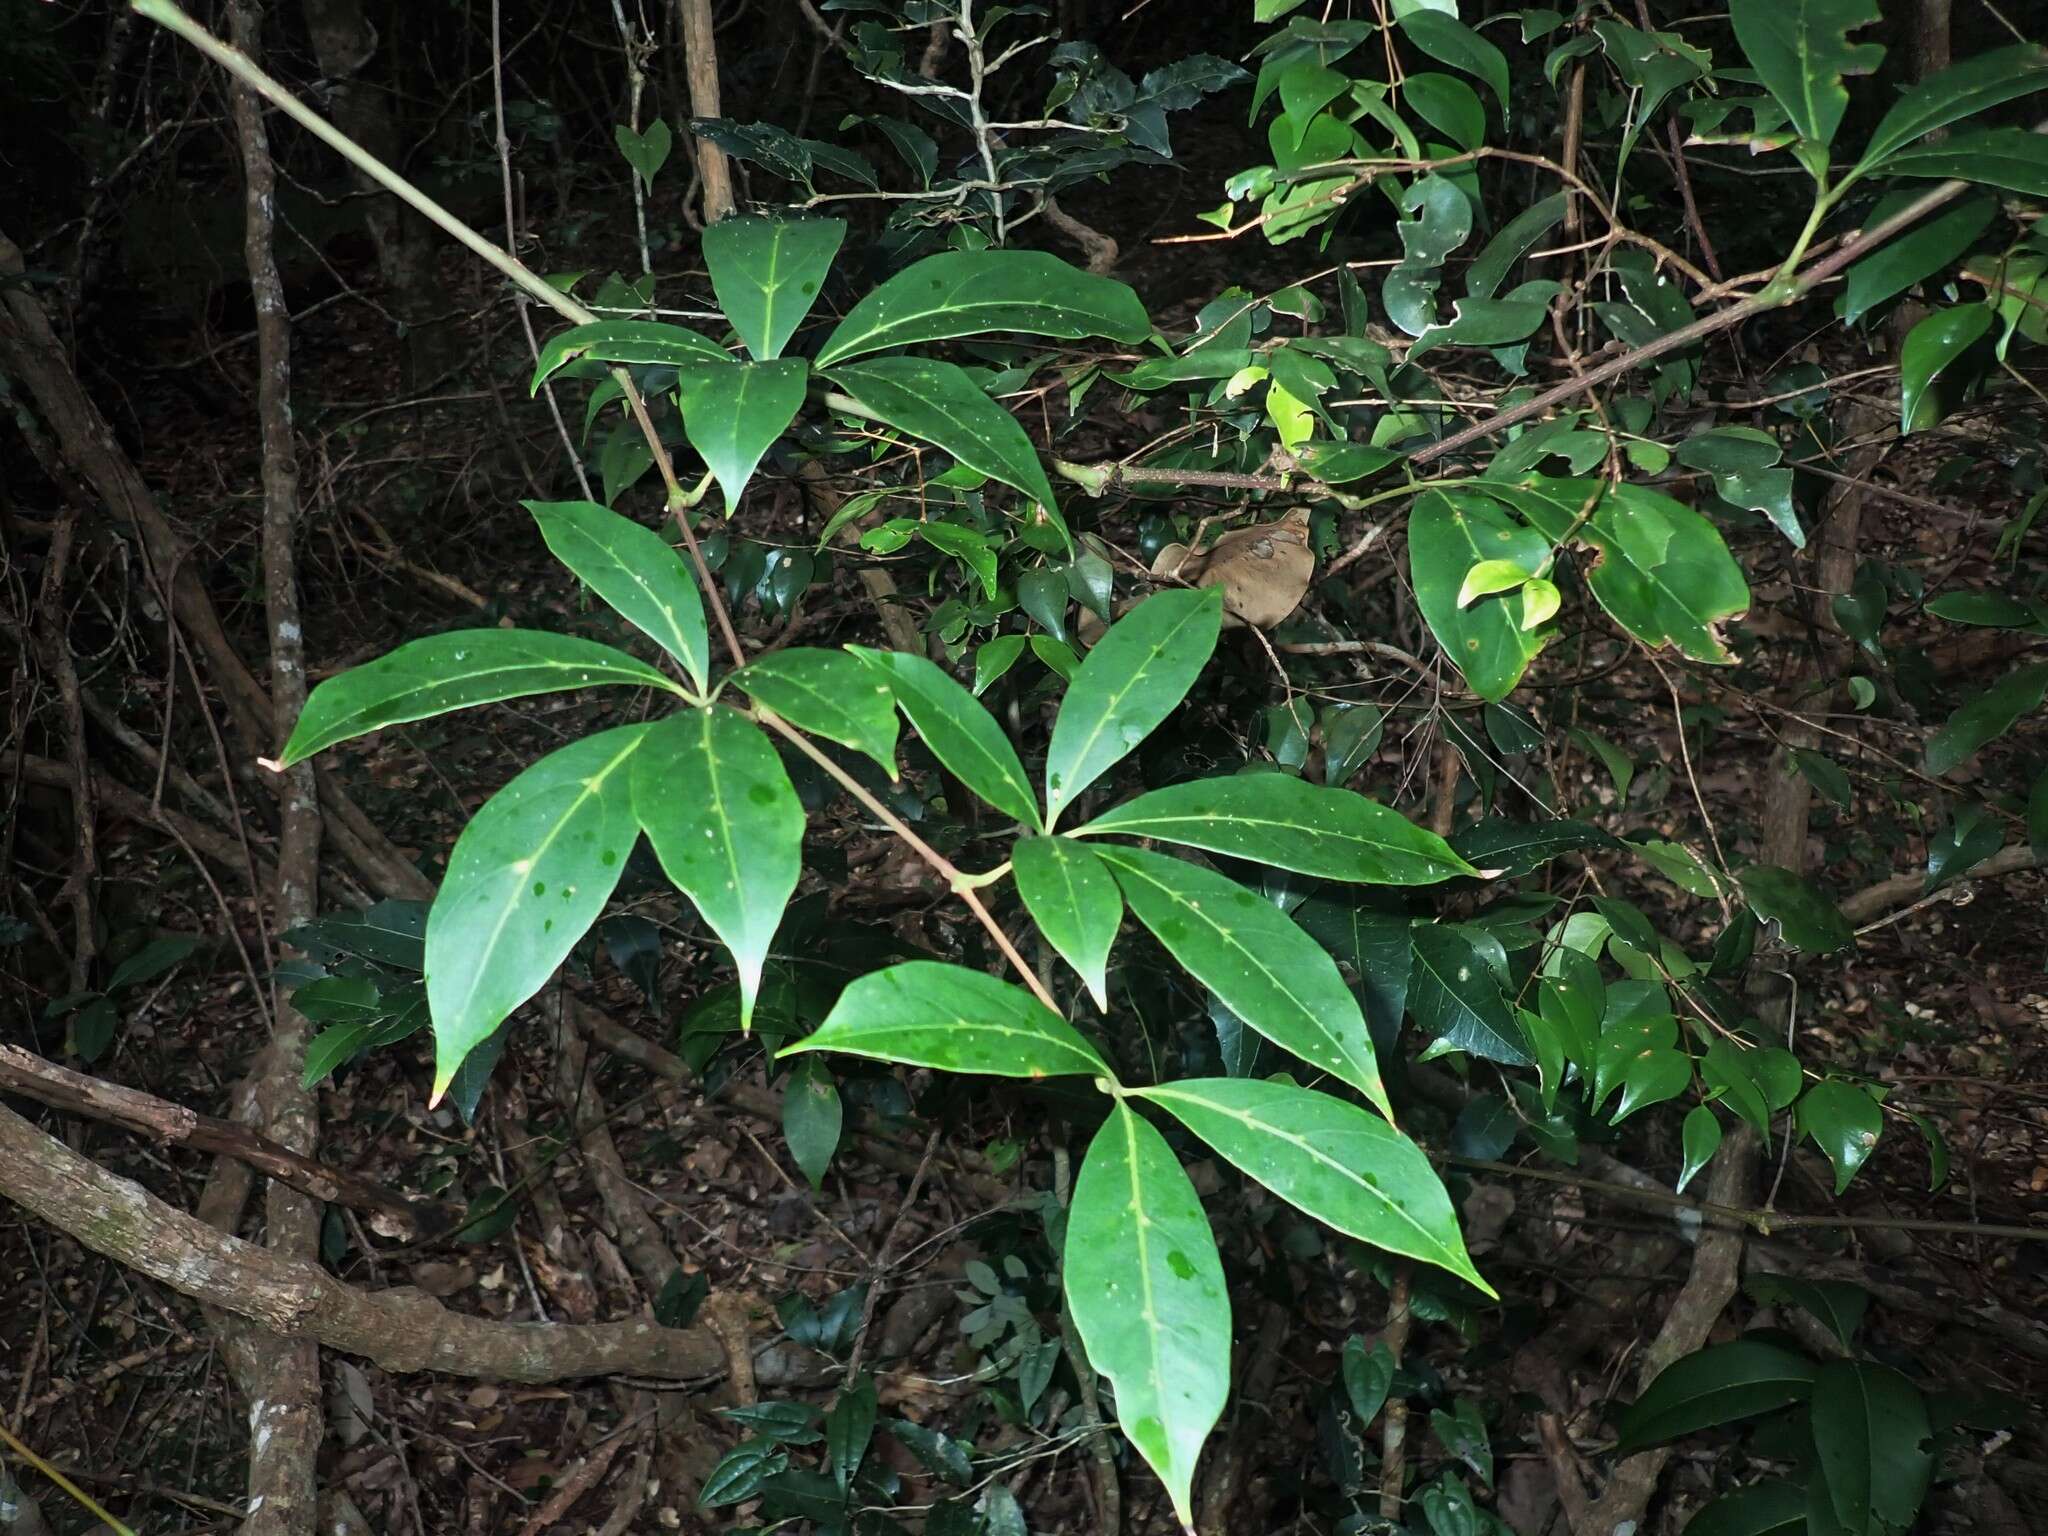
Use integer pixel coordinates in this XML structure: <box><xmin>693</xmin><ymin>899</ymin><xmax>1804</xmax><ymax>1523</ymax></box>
<box><xmin>1684</xmin><ymin>1482</ymin><xmax>1807</xmax><ymax>1536</ymax></box>
<box><xmin>700</xmin><ymin>1443</ymin><xmax>790</xmax><ymax>1508</ymax></box>
<box><xmin>1798</xmin><ymin>1081</ymin><xmax>1882</xmax><ymax>1193</ymax></box>
<box><xmin>974</xmin><ymin>634</ymin><xmax>1028</xmax><ymax>695</ymax></box>
<box><xmin>1409</xmin><ymin>491</ymin><xmax>1550</xmax><ymax>702</ymax></box>
<box><xmin>1741</xmin><ymin>864</ymin><xmax>1854</xmax><ymax>954</ymax></box>
<box><xmin>701</xmin><ymin>216</ymin><xmax>846</xmax><ymax>361</ymax></box>
<box><xmin>634</xmin><ymin>709</ymin><xmax>803</xmax><ymax>1030</ymax></box>
<box><xmin>675</xmin><ymin>358</ymin><xmax>808</xmax><ymax>507</ymax></box>
<box><xmin>1878</xmin><ymin>126</ymin><xmax>2048</xmax><ymax>195</ymax></box>
<box><xmin>1678</xmin><ymin>1105</ymin><xmax>1722</xmax><ymax>1194</ymax></box>
<box><xmin>1924</xmin><ymin>589</ymin><xmax>2036</xmax><ymax>627</ymax></box>
<box><xmin>1467</xmin><ymin>193</ymin><xmax>1570</xmax><ymax>301</ymax></box>
<box><xmin>1136</xmin><ymin>1078</ymin><xmax>1492</xmax><ymax>1293</ymax></box>
<box><xmin>920</xmin><ymin>521</ymin><xmax>999</xmax><ymax>599</ymax></box>
<box><xmin>1013</xmin><ymin>836</ymin><xmax>1122</xmax><ymax>1012</ymax></box>
<box><xmin>783</xmin><ymin>1056</ymin><xmax>842</xmax><ymax>1190</ymax></box>
<box><xmin>1100</xmin><ymin>845</ymin><xmax>1390</xmax><ymax>1117</ymax></box>
<box><xmin>105</xmin><ymin>933</ymin><xmax>202</xmax><ymax>993</ymax></box>
<box><xmin>1457</xmin><ymin>557</ymin><xmax>1534</xmax><ymax>608</ymax></box>
<box><xmin>814</xmin><ymin>249</ymin><xmax>1150</xmax><ymax>369</ymax></box>
<box><xmin>1398</xmin><ymin>10</ymin><xmax>1509</xmax><ymax>113</ymax></box>
<box><xmin>1343</xmin><ymin>1335</ymin><xmax>1395</xmax><ymax>1424</ymax></box>
<box><xmin>1810</xmin><ymin>1362</ymin><xmax>1932</xmax><ymax>1536</ymax></box>
<box><xmin>425</xmin><ymin>725</ymin><xmax>650</xmax><ymax>1097</ymax></box>
<box><xmin>527</xmin><ymin>500</ymin><xmax>710</xmax><ymax>693</ymax></box>
<box><xmin>782</xmin><ymin>960</ymin><xmax>1111</xmax><ymax>1079</ymax></box>
<box><xmin>1837</xmin><ymin>193</ymin><xmax>1998</xmax><ymax>325</ymax></box>
<box><xmin>532</xmin><ymin>318</ymin><xmax>727</xmax><ymax>391</ymax></box>
<box><xmin>826</xmin><ymin>1374</ymin><xmax>878</xmax><ymax>1491</ymax></box>
<box><xmin>1066</xmin><ymin>1102</ymin><xmax>1230</xmax><ymax>1530</ymax></box>
<box><xmin>1614</xmin><ymin>1339</ymin><xmax>1818</xmax><ymax>1453</ymax></box>
<box><xmin>1295</xmin><ymin>440</ymin><xmax>1402</xmax><ymax>486</ymax></box>
<box><xmin>1081</xmin><ymin>775</ymin><xmax>1476</xmax><ymax>885</ymax></box>
<box><xmin>1502</xmin><ymin>479</ymin><xmax>1750</xmax><ymax>666</ymax></box>
<box><xmin>1044</xmin><ymin>588</ymin><xmax>1224</xmax><ymax>825</ymax></box>
<box><xmin>734</xmin><ymin>648</ymin><xmax>899</xmax><ymax>776</ymax></box>
<box><xmin>1746</xmin><ymin>1275</ymin><xmax>1868</xmax><ymax>1346</ymax></box>
<box><xmin>1702</xmin><ymin>1039</ymin><xmax>1773</xmax><ymax>1136</ymax></box>
<box><xmin>280</xmin><ymin>630</ymin><xmax>678</xmax><ymax>767</ymax></box>
<box><xmin>1926</xmin><ymin>662</ymin><xmax>2048</xmax><ymax>774</ymax></box>
<box><xmin>614</xmin><ymin>118</ymin><xmax>672</xmax><ymax>189</ymax></box>
<box><xmin>1452</xmin><ymin>818</ymin><xmax>1621</xmax><ymax>878</ymax></box>
<box><xmin>1409</xmin><ymin>924</ymin><xmax>1531</xmax><ymax>1066</ymax></box>
<box><xmin>1926</xmin><ymin>803</ymin><xmax>2003</xmax><ymax>890</ymax></box>
<box><xmin>1858</xmin><ymin>44</ymin><xmax>2048</xmax><ymax>171</ymax></box>
<box><xmin>1728</xmin><ymin>0</ymin><xmax>1882</xmax><ymax>149</ymax></box>
<box><xmin>850</xmin><ymin>647</ymin><xmax>1041</xmax><ymax>829</ymax></box>
<box><xmin>1899</xmin><ymin>306</ymin><xmax>1992</xmax><ymax>435</ymax></box>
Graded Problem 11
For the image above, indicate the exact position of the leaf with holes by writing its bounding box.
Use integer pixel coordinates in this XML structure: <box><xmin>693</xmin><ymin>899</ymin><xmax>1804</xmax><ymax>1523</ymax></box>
<box><xmin>1810</xmin><ymin>1362</ymin><xmax>1933</xmax><ymax>1536</ymax></box>
<box><xmin>702</xmin><ymin>216</ymin><xmax>845</xmax><ymax>361</ymax></box>
<box><xmin>1728</xmin><ymin>0</ymin><xmax>1882</xmax><ymax>149</ymax></box>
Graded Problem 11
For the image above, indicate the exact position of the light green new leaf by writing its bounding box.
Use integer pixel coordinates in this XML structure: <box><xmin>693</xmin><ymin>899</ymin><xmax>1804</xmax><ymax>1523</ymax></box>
<box><xmin>425</xmin><ymin>725</ymin><xmax>650</xmax><ymax>1098</ymax></box>
<box><xmin>1925</xmin><ymin>661</ymin><xmax>2048</xmax><ymax>775</ymax></box>
<box><xmin>1798</xmin><ymin>1080</ymin><xmax>1882</xmax><ymax>1193</ymax></box>
<box><xmin>1099</xmin><ymin>845</ymin><xmax>1390</xmax><ymax>1118</ymax></box>
<box><xmin>1408</xmin><ymin>923</ymin><xmax>1531</xmax><ymax>1066</ymax></box>
<box><xmin>782</xmin><ymin>960</ymin><xmax>1111</xmax><ymax>1078</ymax></box>
<box><xmin>814</xmin><ymin>249</ymin><xmax>1150</xmax><ymax>368</ymax></box>
<box><xmin>1398</xmin><ymin>10</ymin><xmax>1510</xmax><ymax>114</ymax></box>
<box><xmin>829</xmin><ymin>356</ymin><xmax>1063</xmax><ymax>533</ymax></box>
<box><xmin>1855</xmin><ymin>45</ymin><xmax>2048</xmax><ymax>174</ymax></box>
<box><xmin>527</xmin><ymin>500</ymin><xmax>709</xmax><ymax>692</ymax></box>
<box><xmin>1045</xmin><ymin>587</ymin><xmax>1223</xmax><ymax>825</ymax></box>
<box><xmin>531</xmin><ymin>318</ymin><xmax>727</xmax><ymax>392</ymax></box>
<box><xmin>734</xmin><ymin>648</ymin><xmax>899</xmax><ymax>776</ymax></box>
<box><xmin>1137</xmin><ymin>1078</ymin><xmax>1492</xmax><ymax>1292</ymax></box>
<box><xmin>850</xmin><ymin>647</ymin><xmax>1041</xmax><ymax>829</ymax></box>
<box><xmin>702</xmin><ymin>216</ymin><xmax>846</xmax><ymax>361</ymax></box>
<box><xmin>1013</xmin><ymin>836</ymin><xmax>1122</xmax><ymax>1012</ymax></box>
<box><xmin>1409</xmin><ymin>491</ymin><xmax>1551</xmax><ymax>702</ymax></box>
<box><xmin>1728</xmin><ymin>0</ymin><xmax>1882</xmax><ymax>149</ymax></box>
<box><xmin>1066</xmin><ymin>1102</ymin><xmax>1230</xmax><ymax>1531</ymax></box>
<box><xmin>1877</xmin><ymin>126</ymin><xmax>2048</xmax><ymax>196</ymax></box>
<box><xmin>634</xmin><ymin>709</ymin><xmax>803</xmax><ymax>1029</ymax></box>
<box><xmin>1615</xmin><ymin>1339</ymin><xmax>1818</xmax><ymax>1452</ymax></box>
<box><xmin>280</xmin><ymin>630</ymin><xmax>679</xmax><ymax>767</ymax></box>
<box><xmin>674</xmin><ymin>358</ymin><xmax>808</xmax><ymax>508</ymax></box>
<box><xmin>1810</xmin><ymin>1362</ymin><xmax>1932</xmax><ymax>1536</ymax></box>
<box><xmin>1079</xmin><ymin>774</ymin><xmax>1476</xmax><ymax>885</ymax></box>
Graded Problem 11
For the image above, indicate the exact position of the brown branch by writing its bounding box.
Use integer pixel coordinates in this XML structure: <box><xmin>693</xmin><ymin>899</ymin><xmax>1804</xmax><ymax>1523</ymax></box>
<box><xmin>1841</xmin><ymin>844</ymin><xmax>2037</xmax><ymax>925</ymax></box>
<box><xmin>676</xmin><ymin>0</ymin><xmax>733</xmax><ymax>222</ymax></box>
<box><xmin>32</xmin><ymin>506</ymin><xmax>96</xmax><ymax>993</ymax></box>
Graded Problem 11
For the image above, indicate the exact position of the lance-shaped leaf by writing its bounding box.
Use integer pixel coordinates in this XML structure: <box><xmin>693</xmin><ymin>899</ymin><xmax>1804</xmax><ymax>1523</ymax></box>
<box><xmin>1877</xmin><ymin>126</ymin><xmax>2048</xmax><ymax>195</ymax></box>
<box><xmin>425</xmin><ymin>724</ymin><xmax>650</xmax><ymax>1098</ymax></box>
<box><xmin>675</xmin><ymin>358</ymin><xmax>808</xmax><ymax>508</ymax></box>
<box><xmin>1837</xmin><ymin>193</ymin><xmax>1996</xmax><ymax>326</ymax></box>
<box><xmin>1615</xmin><ymin>1339</ymin><xmax>1818</xmax><ymax>1452</ymax></box>
<box><xmin>734</xmin><ymin>648</ymin><xmax>899</xmax><ymax>776</ymax></box>
<box><xmin>1137</xmin><ymin>1078</ymin><xmax>1492</xmax><ymax>1292</ymax></box>
<box><xmin>634</xmin><ymin>709</ymin><xmax>803</xmax><ymax>1029</ymax></box>
<box><xmin>1045</xmin><ymin>587</ymin><xmax>1223</xmax><ymax>826</ymax></box>
<box><xmin>1399</xmin><ymin>10</ymin><xmax>1510</xmax><ymax>112</ymax></box>
<box><xmin>1809</xmin><ymin>1361</ymin><xmax>1932</xmax><ymax>1536</ymax></box>
<box><xmin>1080</xmin><ymin>774</ymin><xmax>1476</xmax><ymax>885</ymax></box>
<box><xmin>1797</xmin><ymin>1080</ymin><xmax>1882</xmax><ymax>1193</ymax></box>
<box><xmin>1925</xmin><ymin>660</ymin><xmax>2048</xmax><ymax>775</ymax></box>
<box><xmin>850</xmin><ymin>647</ymin><xmax>1041</xmax><ymax>829</ymax></box>
<box><xmin>280</xmin><ymin>630</ymin><xmax>680</xmax><ymax>766</ymax></box>
<box><xmin>1502</xmin><ymin>478</ymin><xmax>1750</xmax><ymax>665</ymax></box>
<box><xmin>1855</xmin><ymin>45</ymin><xmax>2048</xmax><ymax>174</ymax></box>
<box><xmin>815</xmin><ymin>248</ymin><xmax>1150</xmax><ymax>368</ymax></box>
<box><xmin>782</xmin><ymin>960</ymin><xmax>1111</xmax><ymax>1078</ymax></box>
<box><xmin>527</xmin><ymin>499</ymin><xmax>710</xmax><ymax>693</ymax></box>
<box><xmin>1409</xmin><ymin>491</ymin><xmax>1551</xmax><ymax>702</ymax></box>
<box><xmin>1684</xmin><ymin>1482</ymin><xmax>1807</xmax><ymax>1536</ymax></box>
<box><xmin>532</xmin><ymin>318</ymin><xmax>728</xmax><ymax>391</ymax></box>
<box><xmin>1066</xmin><ymin>1102</ymin><xmax>1230</xmax><ymax>1531</ymax></box>
<box><xmin>829</xmin><ymin>356</ymin><xmax>1063</xmax><ymax>531</ymax></box>
<box><xmin>1408</xmin><ymin>923</ymin><xmax>1531</xmax><ymax>1066</ymax></box>
<box><xmin>1099</xmin><ymin>845</ymin><xmax>1390</xmax><ymax>1118</ymax></box>
<box><xmin>702</xmin><ymin>216</ymin><xmax>846</xmax><ymax>361</ymax></box>
<box><xmin>1728</xmin><ymin>0</ymin><xmax>1882</xmax><ymax>149</ymax></box>
<box><xmin>1013</xmin><ymin>836</ymin><xmax>1122</xmax><ymax>1012</ymax></box>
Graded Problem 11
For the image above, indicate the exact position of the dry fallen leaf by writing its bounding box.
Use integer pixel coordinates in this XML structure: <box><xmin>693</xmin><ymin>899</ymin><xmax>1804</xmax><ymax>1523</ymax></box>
<box><xmin>1154</xmin><ymin>508</ymin><xmax>1315</xmax><ymax>629</ymax></box>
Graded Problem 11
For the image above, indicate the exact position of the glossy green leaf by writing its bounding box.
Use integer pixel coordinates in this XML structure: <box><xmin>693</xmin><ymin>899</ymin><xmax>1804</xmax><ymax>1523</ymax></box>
<box><xmin>826</xmin><ymin>1374</ymin><xmax>877</xmax><ymax>1491</ymax></box>
<box><xmin>1100</xmin><ymin>845</ymin><xmax>1390</xmax><ymax>1117</ymax></box>
<box><xmin>280</xmin><ymin>630</ymin><xmax>678</xmax><ymax>767</ymax></box>
<box><xmin>1838</xmin><ymin>193</ymin><xmax>1997</xmax><ymax>325</ymax></box>
<box><xmin>1879</xmin><ymin>127</ymin><xmax>2048</xmax><ymax>195</ymax></box>
<box><xmin>1044</xmin><ymin>588</ymin><xmax>1223</xmax><ymax>826</ymax></box>
<box><xmin>1858</xmin><ymin>44</ymin><xmax>2048</xmax><ymax>171</ymax></box>
<box><xmin>1615</xmin><ymin>1047</ymin><xmax>1692</xmax><ymax>1123</ymax></box>
<box><xmin>850</xmin><ymin>647</ymin><xmax>1041</xmax><ymax>829</ymax></box>
<box><xmin>1810</xmin><ymin>1362</ymin><xmax>1932</xmax><ymax>1536</ymax></box>
<box><xmin>1066</xmin><ymin>1102</ymin><xmax>1230</xmax><ymax>1530</ymax></box>
<box><xmin>783</xmin><ymin>960</ymin><xmax>1111</xmax><ymax>1079</ymax></box>
<box><xmin>634</xmin><ymin>709</ymin><xmax>803</xmax><ymax>1029</ymax></box>
<box><xmin>425</xmin><ymin>725</ymin><xmax>650</xmax><ymax>1097</ymax></box>
<box><xmin>1925</xmin><ymin>803</ymin><xmax>2003</xmax><ymax>890</ymax></box>
<box><xmin>1591</xmin><ymin>981</ymin><xmax>1677</xmax><ymax>1113</ymax></box>
<box><xmin>974</xmin><ymin>634</ymin><xmax>1028</xmax><ymax>696</ymax></box>
<box><xmin>1925</xmin><ymin>589</ymin><xmax>2036</xmax><ymax>627</ymax></box>
<box><xmin>1925</xmin><ymin>661</ymin><xmax>2048</xmax><ymax>775</ymax></box>
<box><xmin>701</xmin><ymin>216</ymin><xmax>846</xmax><ymax>361</ymax></box>
<box><xmin>1343</xmin><ymin>1336</ymin><xmax>1395</xmax><ymax>1425</ymax></box>
<box><xmin>1899</xmin><ymin>306</ymin><xmax>1992</xmax><ymax>435</ymax></box>
<box><xmin>674</xmin><ymin>358</ymin><xmax>808</xmax><ymax>507</ymax></box>
<box><xmin>1746</xmin><ymin>1274</ymin><xmax>1869</xmax><ymax>1347</ymax></box>
<box><xmin>783</xmin><ymin>1056</ymin><xmax>842</xmax><ymax>1190</ymax></box>
<box><xmin>1740</xmin><ymin>864</ymin><xmax>1853</xmax><ymax>954</ymax></box>
<box><xmin>1295</xmin><ymin>440</ymin><xmax>1402</xmax><ymax>486</ymax></box>
<box><xmin>1614</xmin><ymin>1339</ymin><xmax>1818</xmax><ymax>1453</ymax></box>
<box><xmin>1081</xmin><ymin>774</ymin><xmax>1477</xmax><ymax>885</ymax></box>
<box><xmin>1702</xmin><ymin>1039</ymin><xmax>1774</xmax><ymax>1136</ymax></box>
<box><xmin>527</xmin><ymin>500</ymin><xmax>709</xmax><ymax>692</ymax></box>
<box><xmin>1013</xmin><ymin>836</ymin><xmax>1121</xmax><ymax>1012</ymax></box>
<box><xmin>1452</xmin><ymin>818</ymin><xmax>1621</xmax><ymax>878</ymax></box>
<box><xmin>1136</xmin><ymin>1078</ymin><xmax>1492</xmax><ymax>1292</ymax></box>
<box><xmin>1728</xmin><ymin>0</ymin><xmax>1881</xmax><ymax>149</ymax></box>
<box><xmin>1503</xmin><ymin>479</ymin><xmax>1751</xmax><ymax>666</ymax></box>
<box><xmin>1677</xmin><ymin>1105</ymin><xmax>1722</xmax><ymax>1194</ymax></box>
<box><xmin>1798</xmin><ymin>1080</ymin><xmax>1883</xmax><ymax>1193</ymax></box>
<box><xmin>734</xmin><ymin>648</ymin><xmax>899</xmax><ymax>776</ymax></box>
<box><xmin>1292</xmin><ymin>900</ymin><xmax>1413</xmax><ymax>1043</ymax></box>
<box><xmin>1398</xmin><ymin>10</ymin><xmax>1509</xmax><ymax>112</ymax></box>
<box><xmin>1408</xmin><ymin>924</ymin><xmax>1531</xmax><ymax>1066</ymax></box>
<box><xmin>1409</xmin><ymin>491</ymin><xmax>1550</xmax><ymax>702</ymax></box>
<box><xmin>614</xmin><ymin>118</ymin><xmax>672</xmax><ymax>189</ymax></box>
<box><xmin>1467</xmin><ymin>193</ymin><xmax>1569</xmax><ymax>301</ymax></box>
<box><xmin>532</xmin><ymin>318</ymin><xmax>727</xmax><ymax>391</ymax></box>
<box><xmin>814</xmin><ymin>249</ymin><xmax>1150</xmax><ymax>369</ymax></box>
<box><xmin>1684</xmin><ymin>1481</ymin><xmax>1807</xmax><ymax>1536</ymax></box>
